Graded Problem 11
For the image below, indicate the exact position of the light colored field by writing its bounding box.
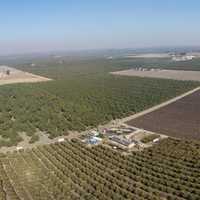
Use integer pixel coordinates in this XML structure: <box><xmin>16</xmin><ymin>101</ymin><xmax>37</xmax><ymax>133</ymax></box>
<box><xmin>124</xmin><ymin>53</ymin><xmax>171</xmax><ymax>58</ymax></box>
<box><xmin>111</xmin><ymin>69</ymin><xmax>200</xmax><ymax>81</ymax></box>
<box><xmin>0</xmin><ymin>65</ymin><xmax>52</xmax><ymax>86</ymax></box>
<box><xmin>124</xmin><ymin>52</ymin><xmax>200</xmax><ymax>59</ymax></box>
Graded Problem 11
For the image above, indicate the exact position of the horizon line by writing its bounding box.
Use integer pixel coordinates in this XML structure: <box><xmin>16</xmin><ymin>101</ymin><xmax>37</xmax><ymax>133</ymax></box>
<box><xmin>1</xmin><ymin>45</ymin><xmax>200</xmax><ymax>57</ymax></box>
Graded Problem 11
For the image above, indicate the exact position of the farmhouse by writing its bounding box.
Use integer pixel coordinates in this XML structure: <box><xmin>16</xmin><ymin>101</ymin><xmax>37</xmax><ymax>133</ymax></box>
<box><xmin>109</xmin><ymin>135</ymin><xmax>136</xmax><ymax>149</ymax></box>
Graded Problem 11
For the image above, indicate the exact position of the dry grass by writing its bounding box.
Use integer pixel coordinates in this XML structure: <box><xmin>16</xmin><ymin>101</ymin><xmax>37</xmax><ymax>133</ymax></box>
<box><xmin>0</xmin><ymin>65</ymin><xmax>52</xmax><ymax>86</ymax></box>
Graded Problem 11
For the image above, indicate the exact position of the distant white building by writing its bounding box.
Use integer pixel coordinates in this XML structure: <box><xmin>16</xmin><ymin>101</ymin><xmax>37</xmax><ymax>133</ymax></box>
<box><xmin>172</xmin><ymin>55</ymin><xmax>195</xmax><ymax>62</ymax></box>
<box><xmin>58</xmin><ymin>138</ymin><xmax>65</xmax><ymax>143</ymax></box>
<box><xmin>153</xmin><ymin>138</ymin><xmax>160</xmax><ymax>143</ymax></box>
<box><xmin>16</xmin><ymin>146</ymin><xmax>23</xmax><ymax>151</ymax></box>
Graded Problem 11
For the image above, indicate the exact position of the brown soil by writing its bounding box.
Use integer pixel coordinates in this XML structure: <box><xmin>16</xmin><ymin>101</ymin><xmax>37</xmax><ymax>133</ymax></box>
<box><xmin>127</xmin><ymin>90</ymin><xmax>200</xmax><ymax>140</ymax></box>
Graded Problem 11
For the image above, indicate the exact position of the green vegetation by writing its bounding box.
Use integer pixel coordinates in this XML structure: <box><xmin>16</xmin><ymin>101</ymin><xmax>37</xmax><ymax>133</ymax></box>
<box><xmin>141</xmin><ymin>134</ymin><xmax>160</xmax><ymax>143</ymax></box>
<box><xmin>0</xmin><ymin>57</ymin><xmax>199</xmax><ymax>146</ymax></box>
<box><xmin>0</xmin><ymin>138</ymin><xmax>199</xmax><ymax>199</ymax></box>
<box><xmin>29</xmin><ymin>134</ymin><xmax>39</xmax><ymax>144</ymax></box>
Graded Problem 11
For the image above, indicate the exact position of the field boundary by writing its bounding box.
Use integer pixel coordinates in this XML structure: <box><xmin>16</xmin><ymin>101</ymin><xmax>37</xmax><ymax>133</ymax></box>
<box><xmin>123</xmin><ymin>86</ymin><xmax>200</xmax><ymax>123</ymax></box>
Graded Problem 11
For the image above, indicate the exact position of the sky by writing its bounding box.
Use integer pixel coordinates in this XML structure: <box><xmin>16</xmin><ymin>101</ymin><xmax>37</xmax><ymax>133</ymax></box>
<box><xmin>0</xmin><ymin>0</ymin><xmax>200</xmax><ymax>55</ymax></box>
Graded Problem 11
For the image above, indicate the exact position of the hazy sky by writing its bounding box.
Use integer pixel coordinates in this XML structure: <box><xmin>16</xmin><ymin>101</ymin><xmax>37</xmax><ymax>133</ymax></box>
<box><xmin>1</xmin><ymin>0</ymin><xmax>200</xmax><ymax>55</ymax></box>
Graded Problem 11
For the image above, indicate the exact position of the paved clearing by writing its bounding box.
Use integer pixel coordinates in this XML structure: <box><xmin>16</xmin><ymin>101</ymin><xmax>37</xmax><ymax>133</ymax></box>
<box><xmin>127</xmin><ymin>89</ymin><xmax>200</xmax><ymax>140</ymax></box>
<box><xmin>0</xmin><ymin>65</ymin><xmax>51</xmax><ymax>86</ymax></box>
<box><xmin>111</xmin><ymin>69</ymin><xmax>200</xmax><ymax>81</ymax></box>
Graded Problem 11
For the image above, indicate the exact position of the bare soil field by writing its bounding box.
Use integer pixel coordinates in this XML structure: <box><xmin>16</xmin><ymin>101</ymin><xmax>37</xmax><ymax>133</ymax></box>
<box><xmin>124</xmin><ymin>53</ymin><xmax>171</xmax><ymax>58</ymax></box>
<box><xmin>0</xmin><ymin>65</ymin><xmax>51</xmax><ymax>86</ymax></box>
<box><xmin>127</xmin><ymin>90</ymin><xmax>200</xmax><ymax>140</ymax></box>
<box><xmin>111</xmin><ymin>69</ymin><xmax>200</xmax><ymax>81</ymax></box>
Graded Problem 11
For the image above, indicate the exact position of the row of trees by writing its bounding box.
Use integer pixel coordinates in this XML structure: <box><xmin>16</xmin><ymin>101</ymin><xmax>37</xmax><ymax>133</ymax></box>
<box><xmin>0</xmin><ymin>138</ymin><xmax>199</xmax><ymax>199</ymax></box>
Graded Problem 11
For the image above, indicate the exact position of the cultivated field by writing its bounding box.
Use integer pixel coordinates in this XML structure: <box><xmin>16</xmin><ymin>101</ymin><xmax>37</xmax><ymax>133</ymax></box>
<box><xmin>111</xmin><ymin>69</ymin><xmax>200</xmax><ymax>81</ymax></box>
<box><xmin>127</xmin><ymin>89</ymin><xmax>200</xmax><ymax>140</ymax></box>
<box><xmin>0</xmin><ymin>65</ymin><xmax>51</xmax><ymax>86</ymax></box>
<box><xmin>0</xmin><ymin>56</ymin><xmax>199</xmax><ymax>199</ymax></box>
<box><xmin>0</xmin><ymin>138</ymin><xmax>199</xmax><ymax>200</ymax></box>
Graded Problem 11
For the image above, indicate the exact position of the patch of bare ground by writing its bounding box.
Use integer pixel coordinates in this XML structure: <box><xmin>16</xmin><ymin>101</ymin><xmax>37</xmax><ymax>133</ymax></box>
<box><xmin>124</xmin><ymin>53</ymin><xmax>171</xmax><ymax>58</ymax></box>
<box><xmin>0</xmin><ymin>66</ymin><xmax>52</xmax><ymax>86</ymax></box>
<box><xmin>111</xmin><ymin>69</ymin><xmax>200</xmax><ymax>81</ymax></box>
<box><xmin>127</xmin><ymin>89</ymin><xmax>200</xmax><ymax>140</ymax></box>
<box><xmin>0</xmin><ymin>131</ymin><xmax>83</xmax><ymax>153</ymax></box>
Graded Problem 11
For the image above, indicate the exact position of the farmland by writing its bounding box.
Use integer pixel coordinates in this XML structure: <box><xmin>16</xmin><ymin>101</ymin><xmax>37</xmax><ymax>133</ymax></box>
<box><xmin>2</xmin><ymin>1</ymin><xmax>200</xmax><ymax>199</ymax></box>
<box><xmin>127</xmin><ymin>89</ymin><xmax>200</xmax><ymax>140</ymax></box>
<box><xmin>0</xmin><ymin>57</ymin><xmax>199</xmax><ymax>147</ymax></box>
<box><xmin>0</xmin><ymin>66</ymin><xmax>51</xmax><ymax>86</ymax></box>
<box><xmin>111</xmin><ymin>69</ymin><xmax>200</xmax><ymax>81</ymax></box>
<box><xmin>0</xmin><ymin>56</ymin><xmax>199</xmax><ymax>199</ymax></box>
<box><xmin>0</xmin><ymin>138</ymin><xmax>199</xmax><ymax>200</ymax></box>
